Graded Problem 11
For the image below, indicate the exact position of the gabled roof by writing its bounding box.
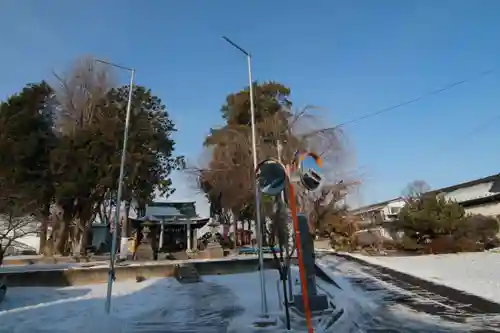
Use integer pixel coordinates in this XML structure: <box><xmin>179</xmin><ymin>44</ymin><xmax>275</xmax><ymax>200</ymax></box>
<box><xmin>145</xmin><ymin>201</ymin><xmax>198</xmax><ymax>219</ymax></box>
<box><xmin>427</xmin><ymin>173</ymin><xmax>500</xmax><ymax>194</ymax></box>
<box><xmin>148</xmin><ymin>201</ymin><xmax>196</xmax><ymax>206</ymax></box>
<box><xmin>350</xmin><ymin>197</ymin><xmax>404</xmax><ymax>214</ymax></box>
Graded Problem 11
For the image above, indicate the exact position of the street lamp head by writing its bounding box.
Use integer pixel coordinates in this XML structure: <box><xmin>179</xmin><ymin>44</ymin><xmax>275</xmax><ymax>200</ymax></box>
<box><xmin>94</xmin><ymin>58</ymin><xmax>134</xmax><ymax>72</ymax></box>
<box><xmin>222</xmin><ymin>36</ymin><xmax>250</xmax><ymax>57</ymax></box>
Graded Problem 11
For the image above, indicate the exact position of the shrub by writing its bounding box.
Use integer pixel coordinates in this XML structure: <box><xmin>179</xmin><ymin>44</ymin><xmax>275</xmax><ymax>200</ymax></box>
<box><xmin>462</xmin><ymin>215</ymin><xmax>499</xmax><ymax>242</ymax></box>
<box><xmin>398</xmin><ymin>195</ymin><xmax>467</xmax><ymax>242</ymax></box>
<box><xmin>395</xmin><ymin>236</ymin><xmax>424</xmax><ymax>252</ymax></box>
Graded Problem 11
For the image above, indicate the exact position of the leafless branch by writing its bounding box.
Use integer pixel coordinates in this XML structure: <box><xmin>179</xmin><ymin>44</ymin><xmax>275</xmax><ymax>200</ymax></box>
<box><xmin>53</xmin><ymin>56</ymin><xmax>116</xmax><ymax>134</ymax></box>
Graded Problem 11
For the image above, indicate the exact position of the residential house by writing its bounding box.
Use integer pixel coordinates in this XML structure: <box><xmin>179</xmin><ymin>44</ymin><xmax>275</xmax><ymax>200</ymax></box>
<box><xmin>428</xmin><ymin>173</ymin><xmax>500</xmax><ymax>217</ymax></box>
<box><xmin>350</xmin><ymin>197</ymin><xmax>406</xmax><ymax>227</ymax></box>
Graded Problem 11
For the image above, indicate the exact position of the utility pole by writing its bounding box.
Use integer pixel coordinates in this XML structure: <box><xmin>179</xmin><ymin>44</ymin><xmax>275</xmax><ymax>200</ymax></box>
<box><xmin>223</xmin><ymin>36</ymin><xmax>268</xmax><ymax>317</ymax></box>
<box><xmin>277</xmin><ymin>140</ymin><xmax>294</xmax><ymax>303</ymax></box>
<box><xmin>95</xmin><ymin>59</ymin><xmax>135</xmax><ymax>314</ymax></box>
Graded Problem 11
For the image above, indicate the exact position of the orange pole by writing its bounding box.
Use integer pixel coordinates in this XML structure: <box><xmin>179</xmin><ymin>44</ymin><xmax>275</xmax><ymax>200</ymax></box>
<box><xmin>288</xmin><ymin>181</ymin><xmax>314</xmax><ymax>333</ymax></box>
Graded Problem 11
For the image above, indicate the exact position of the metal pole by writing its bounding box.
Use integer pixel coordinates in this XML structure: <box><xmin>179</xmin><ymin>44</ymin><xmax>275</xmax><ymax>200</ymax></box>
<box><xmin>247</xmin><ymin>54</ymin><xmax>269</xmax><ymax>317</ymax></box>
<box><xmin>105</xmin><ymin>66</ymin><xmax>135</xmax><ymax>314</ymax></box>
<box><xmin>277</xmin><ymin>140</ymin><xmax>294</xmax><ymax>303</ymax></box>
<box><xmin>222</xmin><ymin>36</ymin><xmax>268</xmax><ymax>316</ymax></box>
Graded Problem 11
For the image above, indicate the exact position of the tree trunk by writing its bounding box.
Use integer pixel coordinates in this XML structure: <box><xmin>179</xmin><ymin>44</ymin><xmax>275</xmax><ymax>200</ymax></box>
<box><xmin>232</xmin><ymin>209</ymin><xmax>239</xmax><ymax>248</ymax></box>
<box><xmin>71</xmin><ymin>220</ymin><xmax>82</xmax><ymax>256</ymax></box>
<box><xmin>124</xmin><ymin>202</ymin><xmax>131</xmax><ymax>237</ymax></box>
<box><xmin>56</xmin><ymin>211</ymin><xmax>72</xmax><ymax>255</ymax></box>
<box><xmin>45</xmin><ymin>234</ymin><xmax>55</xmax><ymax>257</ymax></box>
<box><xmin>0</xmin><ymin>246</ymin><xmax>4</xmax><ymax>266</ymax></box>
<box><xmin>39</xmin><ymin>203</ymin><xmax>51</xmax><ymax>255</ymax></box>
<box><xmin>55</xmin><ymin>224</ymin><xmax>66</xmax><ymax>255</ymax></box>
<box><xmin>79</xmin><ymin>223</ymin><xmax>92</xmax><ymax>256</ymax></box>
<box><xmin>74</xmin><ymin>204</ymin><xmax>93</xmax><ymax>257</ymax></box>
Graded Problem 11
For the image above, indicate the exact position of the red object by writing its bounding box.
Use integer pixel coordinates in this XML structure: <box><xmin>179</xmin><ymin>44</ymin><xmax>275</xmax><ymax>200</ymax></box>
<box><xmin>235</xmin><ymin>230</ymin><xmax>251</xmax><ymax>246</ymax></box>
<box><xmin>288</xmin><ymin>177</ymin><xmax>314</xmax><ymax>333</ymax></box>
<box><xmin>223</xmin><ymin>225</ymin><xmax>230</xmax><ymax>237</ymax></box>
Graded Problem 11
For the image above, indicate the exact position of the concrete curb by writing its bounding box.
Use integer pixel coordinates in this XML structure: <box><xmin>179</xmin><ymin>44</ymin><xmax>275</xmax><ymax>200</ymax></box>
<box><xmin>334</xmin><ymin>252</ymin><xmax>500</xmax><ymax>314</ymax></box>
<box><xmin>0</xmin><ymin>257</ymin><xmax>277</xmax><ymax>287</ymax></box>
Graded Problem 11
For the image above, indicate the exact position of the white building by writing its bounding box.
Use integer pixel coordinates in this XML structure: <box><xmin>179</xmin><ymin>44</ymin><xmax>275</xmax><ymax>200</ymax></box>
<box><xmin>350</xmin><ymin>197</ymin><xmax>406</xmax><ymax>227</ymax></box>
<box><xmin>349</xmin><ymin>197</ymin><xmax>406</xmax><ymax>243</ymax></box>
<box><xmin>349</xmin><ymin>174</ymin><xmax>500</xmax><ymax>245</ymax></box>
<box><xmin>429</xmin><ymin>173</ymin><xmax>500</xmax><ymax>217</ymax></box>
<box><xmin>351</xmin><ymin>173</ymin><xmax>500</xmax><ymax>224</ymax></box>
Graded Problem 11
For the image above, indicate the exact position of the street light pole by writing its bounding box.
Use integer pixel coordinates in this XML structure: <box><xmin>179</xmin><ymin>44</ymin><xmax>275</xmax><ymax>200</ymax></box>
<box><xmin>95</xmin><ymin>59</ymin><xmax>135</xmax><ymax>314</ymax></box>
<box><xmin>277</xmin><ymin>140</ymin><xmax>295</xmax><ymax>303</ymax></box>
<box><xmin>223</xmin><ymin>36</ymin><xmax>268</xmax><ymax>317</ymax></box>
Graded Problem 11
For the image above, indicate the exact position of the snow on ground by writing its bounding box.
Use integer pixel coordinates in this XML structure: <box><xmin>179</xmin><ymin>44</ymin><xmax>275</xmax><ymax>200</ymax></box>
<box><xmin>314</xmin><ymin>258</ymin><xmax>484</xmax><ymax>333</ymax></box>
<box><xmin>0</xmin><ymin>269</ymin><xmax>296</xmax><ymax>333</ymax></box>
<box><xmin>0</xmin><ymin>255</ymin><xmax>274</xmax><ymax>274</ymax></box>
<box><xmin>0</xmin><ymin>263</ymin><xmax>90</xmax><ymax>273</ymax></box>
<box><xmin>345</xmin><ymin>251</ymin><xmax>500</xmax><ymax>304</ymax></box>
<box><xmin>2</xmin><ymin>257</ymin><xmax>496</xmax><ymax>333</ymax></box>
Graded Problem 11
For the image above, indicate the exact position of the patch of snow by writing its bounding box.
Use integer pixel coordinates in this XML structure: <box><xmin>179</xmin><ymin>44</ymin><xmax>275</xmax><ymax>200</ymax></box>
<box><xmin>315</xmin><ymin>256</ymin><xmax>497</xmax><ymax>332</ymax></box>
<box><xmin>0</xmin><ymin>270</ymin><xmax>302</xmax><ymax>333</ymax></box>
<box><xmin>344</xmin><ymin>252</ymin><xmax>500</xmax><ymax>304</ymax></box>
<box><xmin>14</xmin><ymin>235</ymin><xmax>40</xmax><ymax>253</ymax></box>
<box><xmin>0</xmin><ymin>277</ymin><xmax>169</xmax><ymax>332</ymax></box>
<box><xmin>2</xmin><ymin>258</ymin><xmax>495</xmax><ymax>332</ymax></box>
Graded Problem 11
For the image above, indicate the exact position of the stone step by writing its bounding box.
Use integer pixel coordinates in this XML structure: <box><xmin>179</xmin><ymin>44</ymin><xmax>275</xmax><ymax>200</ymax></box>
<box><xmin>174</xmin><ymin>264</ymin><xmax>201</xmax><ymax>284</ymax></box>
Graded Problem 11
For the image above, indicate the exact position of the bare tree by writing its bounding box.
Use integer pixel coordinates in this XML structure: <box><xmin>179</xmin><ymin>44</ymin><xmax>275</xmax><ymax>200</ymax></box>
<box><xmin>0</xmin><ymin>193</ymin><xmax>39</xmax><ymax>265</ymax></box>
<box><xmin>402</xmin><ymin>180</ymin><xmax>431</xmax><ymax>198</ymax></box>
<box><xmin>191</xmin><ymin>127</ymin><xmax>255</xmax><ymax>246</ymax></box>
<box><xmin>53</xmin><ymin>56</ymin><xmax>115</xmax><ymax>134</ymax></box>
<box><xmin>192</xmin><ymin>106</ymin><xmax>360</xmax><ymax>248</ymax></box>
<box><xmin>49</xmin><ymin>56</ymin><xmax>116</xmax><ymax>255</ymax></box>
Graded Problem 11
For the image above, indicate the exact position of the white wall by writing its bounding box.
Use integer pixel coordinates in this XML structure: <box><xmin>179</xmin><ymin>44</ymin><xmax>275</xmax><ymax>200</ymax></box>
<box><xmin>444</xmin><ymin>182</ymin><xmax>496</xmax><ymax>203</ymax></box>
<box><xmin>465</xmin><ymin>202</ymin><xmax>500</xmax><ymax>217</ymax></box>
<box><xmin>0</xmin><ymin>215</ymin><xmax>40</xmax><ymax>254</ymax></box>
<box><xmin>15</xmin><ymin>235</ymin><xmax>40</xmax><ymax>252</ymax></box>
<box><xmin>380</xmin><ymin>199</ymin><xmax>406</xmax><ymax>218</ymax></box>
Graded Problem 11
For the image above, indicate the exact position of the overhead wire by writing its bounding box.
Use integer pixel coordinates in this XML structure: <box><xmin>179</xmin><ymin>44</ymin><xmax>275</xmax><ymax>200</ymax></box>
<box><xmin>432</xmin><ymin>113</ymin><xmax>500</xmax><ymax>159</ymax></box>
<box><xmin>330</xmin><ymin>67</ymin><xmax>499</xmax><ymax>162</ymax></box>
<box><xmin>335</xmin><ymin>68</ymin><xmax>495</xmax><ymax>128</ymax></box>
<box><xmin>303</xmin><ymin>67</ymin><xmax>496</xmax><ymax>160</ymax></box>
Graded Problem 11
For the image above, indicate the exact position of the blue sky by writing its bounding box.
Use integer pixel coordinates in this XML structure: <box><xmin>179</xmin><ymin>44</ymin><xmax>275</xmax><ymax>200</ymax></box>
<box><xmin>2</xmin><ymin>0</ymin><xmax>500</xmax><ymax>216</ymax></box>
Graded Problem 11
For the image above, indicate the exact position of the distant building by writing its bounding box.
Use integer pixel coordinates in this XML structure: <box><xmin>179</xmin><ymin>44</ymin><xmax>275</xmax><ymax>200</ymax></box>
<box><xmin>129</xmin><ymin>201</ymin><xmax>209</xmax><ymax>252</ymax></box>
<box><xmin>428</xmin><ymin>173</ymin><xmax>500</xmax><ymax>217</ymax></box>
<box><xmin>351</xmin><ymin>173</ymin><xmax>500</xmax><ymax>223</ymax></box>
<box><xmin>349</xmin><ymin>173</ymin><xmax>500</xmax><ymax>245</ymax></box>
<box><xmin>349</xmin><ymin>197</ymin><xmax>406</xmax><ymax>243</ymax></box>
<box><xmin>350</xmin><ymin>197</ymin><xmax>406</xmax><ymax>227</ymax></box>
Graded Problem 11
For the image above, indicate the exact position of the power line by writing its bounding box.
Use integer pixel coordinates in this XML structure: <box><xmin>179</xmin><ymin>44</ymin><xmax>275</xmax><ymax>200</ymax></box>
<box><xmin>432</xmin><ymin>113</ymin><xmax>500</xmax><ymax>158</ymax></box>
<box><xmin>336</xmin><ymin>68</ymin><xmax>495</xmax><ymax>128</ymax></box>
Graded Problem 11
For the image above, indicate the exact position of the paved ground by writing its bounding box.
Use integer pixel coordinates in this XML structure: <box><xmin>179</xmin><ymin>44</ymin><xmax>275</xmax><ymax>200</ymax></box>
<box><xmin>319</xmin><ymin>254</ymin><xmax>500</xmax><ymax>332</ymax></box>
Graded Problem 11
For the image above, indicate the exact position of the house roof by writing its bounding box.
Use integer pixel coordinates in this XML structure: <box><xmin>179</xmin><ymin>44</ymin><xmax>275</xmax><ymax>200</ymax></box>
<box><xmin>148</xmin><ymin>201</ymin><xmax>196</xmax><ymax>206</ymax></box>
<box><xmin>145</xmin><ymin>201</ymin><xmax>199</xmax><ymax>219</ymax></box>
<box><xmin>350</xmin><ymin>197</ymin><xmax>404</xmax><ymax>214</ymax></box>
<box><xmin>427</xmin><ymin>173</ymin><xmax>500</xmax><ymax>194</ymax></box>
<box><xmin>136</xmin><ymin>215</ymin><xmax>209</xmax><ymax>226</ymax></box>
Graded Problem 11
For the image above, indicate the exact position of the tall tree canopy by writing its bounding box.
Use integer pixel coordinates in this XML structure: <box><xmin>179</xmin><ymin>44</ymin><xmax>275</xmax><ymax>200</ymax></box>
<box><xmin>195</xmin><ymin>81</ymin><xmax>357</xmax><ymax>244</ymax></box>
<box><xmin>0</xmin><ymin>81</ymin><xmax>56</xmax><ymax>258</ymax></box>
<box><xmin>221</xmin><ymin>82</ymin><xmax>291</xmax><ymax>126</ymax></box>
<box><xmin>0</xmin><ymin>56</ymin><xmax>184</xmax><ymax>257</ymax></box>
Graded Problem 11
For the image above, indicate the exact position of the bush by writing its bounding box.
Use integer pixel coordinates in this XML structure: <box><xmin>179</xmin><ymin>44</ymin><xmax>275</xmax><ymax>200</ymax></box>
<box><xmin>395</xmin><ymin>236</ymin><xmax>424</xmax><ymax>252</ymax></box>
<box><xmin>462</xmin><ymin>215</ymin><xmax>499</xmax><ymax>242</ymax></box>
<box><xmin>398</xmin><ymin>195</ymin><xmax>467</xmax><ymax>242</ymax></box>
